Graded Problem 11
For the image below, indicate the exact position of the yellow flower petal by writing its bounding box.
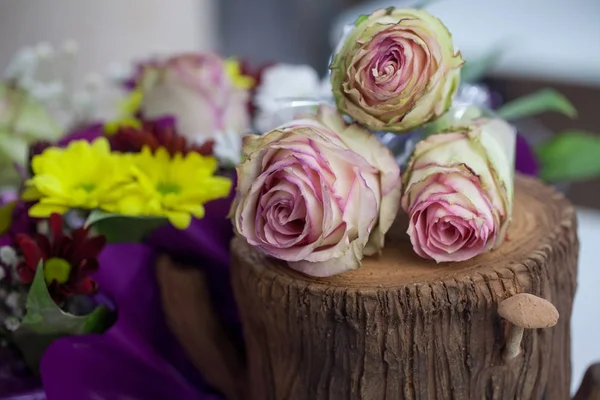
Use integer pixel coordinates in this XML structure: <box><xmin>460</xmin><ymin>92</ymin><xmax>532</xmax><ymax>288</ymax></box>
<box><xmin>29</xmin><ymin>203</ymin><xmax>69</xmax><ymax>218</ymax></box>
<box><xmin>25</xmin><ymin>138</ymin><xmax>135</xmax><ymax>214</ymax></box>
<box><xmin>166</xmin><ymin>211</ymin><xmax>192</xmax><ymax>230</ymax></box>
<box><xmin>225</xmin><ymin>59</ymin><xmax>256</xmax><ymax>90</ymax></box>
<box><xmin>21</xmin><ymin>186</ymin><xmax>41</xmax><ymax>201</ymax></box>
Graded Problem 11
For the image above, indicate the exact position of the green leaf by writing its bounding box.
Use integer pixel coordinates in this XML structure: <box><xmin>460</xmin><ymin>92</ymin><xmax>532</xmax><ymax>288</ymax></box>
<box><xmin>460</xmin><ymin>48</ymin><xmax>504</xmax><ymax>83</ymax></box>
<box><xmin>536</xmin><ymin>131</ymin><xmax>600</xmax><ymax>182</ymax></box>
<box><xmin>497</xmin><ymin>89</ymin><xmax>577</xmax><ymax>121</ymax></box>
<box><xmin>354</xmin><ymin>14</ymin><xmax>368</xmax><ymax>27</ymax></box>
<box><xmin>85</xmin><ymin>210</ymin><xmax>168</xmax><ymax>243</ymax></box>
<box><xmin>0</xmin><ymin>200</ymin><xmax>16</xmax><ymax>235</ymax></box>
<box><xmin>12</xmin><ymin>263</ymin><xmax>114</xmax><ymax>373</ymax></box>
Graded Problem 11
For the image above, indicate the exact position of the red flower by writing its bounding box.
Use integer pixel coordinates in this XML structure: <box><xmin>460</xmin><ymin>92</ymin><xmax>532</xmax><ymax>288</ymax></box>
<box><xmin>15</xmin><ymin>214</ymin><xmax>106</xmax><ymax>304</ymax></box>
<box><xmin>108</xmin><ymin>119</ymin><xmax>214</xmax><ymax>156</ymax></box>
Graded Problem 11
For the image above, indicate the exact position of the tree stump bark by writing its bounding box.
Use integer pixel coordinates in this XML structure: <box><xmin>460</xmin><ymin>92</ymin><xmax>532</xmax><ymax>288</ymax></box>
<box><xmin>230</xmin><ymin>175</ymin><xmax>579</xmax><ymax>400</ymax></box>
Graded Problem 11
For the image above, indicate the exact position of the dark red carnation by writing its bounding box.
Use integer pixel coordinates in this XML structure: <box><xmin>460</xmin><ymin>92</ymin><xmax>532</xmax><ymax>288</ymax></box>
<box><xmin>15</xmin><ymin>214</ymin><xmax>105</xmax><ymax>304</ymax></box>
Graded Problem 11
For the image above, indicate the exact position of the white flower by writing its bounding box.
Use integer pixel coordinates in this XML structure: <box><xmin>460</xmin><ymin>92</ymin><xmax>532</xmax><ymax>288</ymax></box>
<box><xmin>0</xmin><ymin>246</ymin><xmax>17</xmax><ymax>268</ymax></box>
<box><xmin>4</xmin><ymin>47</ymin><xmax>37</xmax><ymax>81</ymax></box>
<box><xmin>37</xmin><ymin>220</ymin><xmax>49</xmax><ymax>235</ymax></box>
<box><xmin>253</xmin><ymin>64</ymin><xmax>331</xmax><ymax>133</ymax></box>
<box><xmin>255</xmin><ymin>64</ymin><xmax>323</xmax><ymax>112</ymax></box>
<box><xmin>4</xmin><ymin>316</ymin><xmax>19</xmax><ymax>331</ymax></box>
<box><xmin>5</xmin><ymin>292</ymin><xmax>21</xmax><ymax>311</ymax></box>
<box><xmin>35</xmin><ymin>42</ymin><xmax>54</xmax><ymax>59</ymax></box>
<box><xmin>213</xmin><ymin>130</ymin><xmax>242</xmax><ymax>168</ymax></box>
<box><xmin>61</xmin><ymin>39</ymin><xmax>79</xmax><ymax>55</ymax></box>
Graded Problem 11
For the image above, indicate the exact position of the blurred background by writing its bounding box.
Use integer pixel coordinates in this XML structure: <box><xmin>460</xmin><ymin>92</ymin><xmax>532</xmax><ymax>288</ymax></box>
<box><xmin>0</xmin><ymin>0</ymin><xmax>598</xmax><ymax>394</ymax></box>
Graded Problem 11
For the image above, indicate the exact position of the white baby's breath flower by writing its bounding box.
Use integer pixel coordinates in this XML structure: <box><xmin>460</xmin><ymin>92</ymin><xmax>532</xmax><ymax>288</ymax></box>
<box><xmin>30</xmin><ymin>81</ymin><xmax>64</xmax><ymax>101</ymax></box>
<box><xmin>37</xmin><ymin>220</ymin><xmax>49</xmax><ymax>235</ymax></box>
<box><xmin>5</xmin><ymin>292</ymin><xmax>20</xmax><ymax>311</ymax></box>
<box><xmin>106</xmin><ymin>61</ymin><xmax>132</xmax><ymax>84</ymax></box>
<box><xmin>84</xmin><ymin>73</ymin><xmax>104</xmax><ymax>90</ymax></box>
<box><xmin>3</xmin><ymin>47</ymin><xmax>37</xmax><ymax>82</ymax></box>
<box><xmin>62</xmin><ymin>39</ymin><xmax>79</xmax><ymax>55</ymax></box>
<box><xmin>213</xmin><ymin>130</ymin><xmax>242</xmax><ymax>168</ymax></box>
<box><xmin>35</xmin><ymin>42</ymin><xmax>54</xmax><ymax>59</ymax></box>
<box><xmin>0</xmin><ymin>246</ymin><xmax>17</xmax><ymax>268</ymax></box>
<box><xmin>4</xmin><ymin>316</ymin><xmax>19</xmax><ymax>332</ymax></box>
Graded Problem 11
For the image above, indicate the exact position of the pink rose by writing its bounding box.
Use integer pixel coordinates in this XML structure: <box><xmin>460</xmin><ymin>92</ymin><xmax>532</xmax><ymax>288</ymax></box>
<box><xmin>330</xmin><ymin>8</ymin><xmax>464</xmax><ymax>132</ymax></box>
<box><xmin>231</xmin><ymin>105</ymin><xmax>401</xmax><ymax>277</ymax></box>
<box><xmin>137</xmin><ymin>54</ymin><xmax>251</xmax><ymax>144</ymax></box>
<box><xmin>401</xmin><ymin>118</ymin><xmax>515</xmax><ymax>262</ymax></box>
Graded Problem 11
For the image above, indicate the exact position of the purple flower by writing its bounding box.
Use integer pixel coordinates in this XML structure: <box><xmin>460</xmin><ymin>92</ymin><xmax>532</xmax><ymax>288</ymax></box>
<box><xmin>57</xmin><ymin>124</ymin><xmax>104</xmax><ymax>146</ymax></box>
<box><xmin>515</xmin><ymin>133</ymin><xmax>539</xmax><ymax>176</ymax></box>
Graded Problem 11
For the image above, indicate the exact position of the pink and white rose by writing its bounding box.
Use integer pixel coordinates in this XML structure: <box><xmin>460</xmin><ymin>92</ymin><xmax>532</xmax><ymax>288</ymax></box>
<box><xmin>330</xmin><ymin>8</ymin><xmax>464</xmax><ymax>132</ymax></box>
<box><xmin>401</xmin><ymin>118</ymin><xmax>515</xmax><ymax>262</ymax></box>
<box><xmin>136</xmin><ymin>54</ymin><xmax>251</xmax><ymax>145</ymax></box>
<box><xmin>231</xmin><ymin>105</ymin><xmax>402</xmax><ymax>277</ymax></box>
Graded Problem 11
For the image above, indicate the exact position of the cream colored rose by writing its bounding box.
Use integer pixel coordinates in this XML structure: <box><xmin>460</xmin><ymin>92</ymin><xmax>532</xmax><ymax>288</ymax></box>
<box><xmin>330</xmin><ymin>8</ymin><xmax>464</xmax><ymax>132</ymax></box>
<box><xmin>401</xmin><ymin>118</ymin><xmax>515</xmax><ymax>262</ymax></box>
<box><xmin>137</xmin><ymin>54</ymin><xmax>251</xmax><ymax>144</ymax></box>
<box><xmin>231</xmin><ymin>105</ymin><xmax>401</xmax><ymax>277</ymax></box>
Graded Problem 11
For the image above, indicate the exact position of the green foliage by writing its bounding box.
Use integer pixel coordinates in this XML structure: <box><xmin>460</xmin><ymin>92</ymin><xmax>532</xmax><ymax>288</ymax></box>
<box><xmin>85</xmin><ymin>210</ymin><xmax>168</xmax><ymax>243</ymax></box>
<box><xmin>536</xmin><ymin>131</ymin><xmax>600</xmax><ymax>182</ymax></box>
<box><xmin>12</xmin><ymin>263</ymin><xmax>114</xmax><ymax>373</ymax></box>
<box><xmin>354</xmin><ymin>14</ymin><xmax>368</xmax><ymax>27</ymax></box>
<box><xmin>497</xmin><ymin>89</ymin><xmax>577</xmax><ymax>121</ymax></box>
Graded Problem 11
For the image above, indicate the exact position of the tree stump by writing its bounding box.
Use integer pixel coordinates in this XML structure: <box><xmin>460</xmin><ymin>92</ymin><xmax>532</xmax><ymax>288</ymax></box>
<box><xmin>229</xmin><ymin>175</ymin><xmax>579</xmax><ymax>400</ymax></box>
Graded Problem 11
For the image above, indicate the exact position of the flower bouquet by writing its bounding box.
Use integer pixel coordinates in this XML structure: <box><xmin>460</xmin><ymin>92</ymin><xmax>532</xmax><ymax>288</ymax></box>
<box><xmin>1</xmin><ymin>6</ymin><xmax>599</xmax><ymax>400</ymax></box>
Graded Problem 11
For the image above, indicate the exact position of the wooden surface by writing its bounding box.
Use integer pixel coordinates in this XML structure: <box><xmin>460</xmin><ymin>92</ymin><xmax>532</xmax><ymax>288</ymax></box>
<box><xmin>230</xmin><ymin>175</ymin><xmax>579</xmax><ymax>400</ymax></box>
<box><xmin>156</xmin><ymin>255</ymin><xmax>246</xmax><ymax>400</ymax></box>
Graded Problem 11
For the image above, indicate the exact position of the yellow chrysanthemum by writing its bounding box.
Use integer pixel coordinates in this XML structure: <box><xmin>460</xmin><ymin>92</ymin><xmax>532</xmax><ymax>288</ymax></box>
<box><xmin>23</xmin><ymin>138</ymin><xmax>132</xmax><ymax>217</ymax></box>
<box><xmin>105</xmin><ymin>147</ymin><xmax>232</xmax><ymax>229</ymax></box>
<box><xmin>225</xmin><ymin>59</ymin><xmax>256</xmax><ymax>90</ymax></box>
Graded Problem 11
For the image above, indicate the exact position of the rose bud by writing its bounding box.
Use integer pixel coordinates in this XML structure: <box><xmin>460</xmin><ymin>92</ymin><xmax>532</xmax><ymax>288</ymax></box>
<box><xmin>136</xmin><ymin>53</ymin><xmax>251</xmax><ymax>145</ymax></box>
<box><xmin>230</xmin><ymin>105</ymin><xmax>402</xmax><ymax>277</ymax></box>
<box><xmin>401</xmin><ymin>118</ymin><xmax>516</xmax><ymax>262</ymax></box>
<box><xmin>330</xmin><ymin>8</ymin><xmax>464</xmax><ymax>133</ymax></box>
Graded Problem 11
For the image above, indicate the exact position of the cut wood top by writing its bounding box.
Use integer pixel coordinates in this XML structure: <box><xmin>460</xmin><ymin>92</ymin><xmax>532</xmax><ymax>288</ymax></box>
<box><xmin>231</xmin><ymin>175</ymin><xmax>577</xmax><ymax>293</ymax></box>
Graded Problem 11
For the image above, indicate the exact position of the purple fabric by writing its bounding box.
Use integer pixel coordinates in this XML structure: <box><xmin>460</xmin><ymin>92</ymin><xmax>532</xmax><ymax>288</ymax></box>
<box><xmin>515</xmin><ymin>133</ymin><xmax>539</xmax><ymax>176</ymax></box>
<box><xmin>38</xmin><ymin>192</ymin><xmax>238</xmax><ymax>400</ymax></box>
<box><xmin>39</xmin><ymin>244</ymin><xmax>224</xmax><ymax>400</ymax></box>
<box><xmin>0</xmin><ymin>346</ymin><xmax>43</xmax><ymax>399</ymax></box>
